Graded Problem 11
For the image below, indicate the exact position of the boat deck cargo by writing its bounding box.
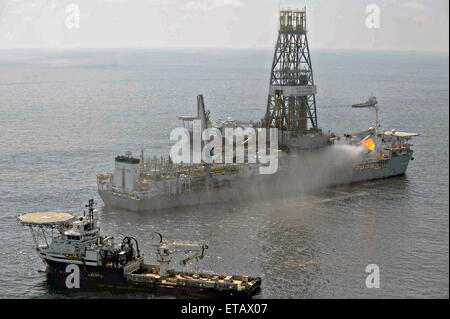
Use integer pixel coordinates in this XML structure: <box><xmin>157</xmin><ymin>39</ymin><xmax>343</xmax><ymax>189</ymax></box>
<box><xmin>126</xmin><ymin>261</ymin><xmax>261</xmax><ymax>298</ymax></box>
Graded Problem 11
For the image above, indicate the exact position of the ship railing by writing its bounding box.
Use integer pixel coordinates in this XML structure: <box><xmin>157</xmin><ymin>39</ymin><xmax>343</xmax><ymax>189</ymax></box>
<box><xmin>123</xmin><ymin>257</ymin><xmax>143</xmax><ymax>275</ymax></box>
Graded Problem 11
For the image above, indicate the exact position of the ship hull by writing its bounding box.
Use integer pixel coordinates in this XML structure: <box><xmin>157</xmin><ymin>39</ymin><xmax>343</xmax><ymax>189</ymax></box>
<box><xmin>99</xmin><ymin>154</ymin><xmax>412</xmax><ymax>212</ymax></box>
<box><xmin>44</xmin><ymin>259</ymin><xmax>259</xmax><ymax>299</ymax></box>
<box><xmin>349</xmin><ymin>154</ymin><xmax>411</xmax><ymax>183</ymax></box>
<box><xmin>352</xmin><ymin>103</ymin><xmax>376</xmax><ymax>108</ymax></box>
<box><xmin>99</xmin><ymin>186</ymin><xmax>253</xmax><ymax>212</ymax></box>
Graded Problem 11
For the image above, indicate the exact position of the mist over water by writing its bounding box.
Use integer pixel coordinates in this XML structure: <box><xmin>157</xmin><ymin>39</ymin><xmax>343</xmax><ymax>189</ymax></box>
<box><xmin>0</xmin><ymin>49</ymin><xmax>448</xmax><ymax>298</ymax></box>
<box><xmin>282</xmin><ymin>144</ymin><xmax>367</xmax><ymax>191</ymax></box>
<box><xmin>253</xmin><ymin>144</ymin><xmax>367</xmax><ymax>196</ymax></box>
<box><xmin>198</xmin><ymin>144</ymin><xmax>368</xmax><ymax>206</ymax></box>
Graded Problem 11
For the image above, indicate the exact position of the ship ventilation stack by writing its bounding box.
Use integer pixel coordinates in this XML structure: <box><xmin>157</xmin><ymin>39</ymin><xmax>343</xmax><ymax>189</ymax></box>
<box><xmin>264</xmin><ymin>8</ymin><xmax>318</xmax><ymax>137</ymax></box>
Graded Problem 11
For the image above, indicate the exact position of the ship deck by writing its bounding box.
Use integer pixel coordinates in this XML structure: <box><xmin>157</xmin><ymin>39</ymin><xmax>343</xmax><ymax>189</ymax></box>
<box><xmin>126</xmin><ymin>264</ymin><xmax>259</xmax><ymax>293</ymax></box>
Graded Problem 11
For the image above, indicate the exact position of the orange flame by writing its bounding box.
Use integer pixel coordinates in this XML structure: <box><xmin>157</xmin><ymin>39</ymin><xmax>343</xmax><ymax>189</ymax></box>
<box><xmin>360</xmin><ymin>138</ymin><xmax>375</xmax><ymax>151</ymax></box>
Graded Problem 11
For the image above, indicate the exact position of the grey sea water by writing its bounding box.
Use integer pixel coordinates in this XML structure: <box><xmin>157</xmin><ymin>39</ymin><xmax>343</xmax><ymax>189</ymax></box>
<box><xmin>0</xmin><ymin>49</ymin><xmax>448</xmax><ymax>298</ymax></box>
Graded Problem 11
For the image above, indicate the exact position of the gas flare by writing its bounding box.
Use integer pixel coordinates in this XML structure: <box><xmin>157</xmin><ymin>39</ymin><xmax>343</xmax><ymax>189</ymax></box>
<box><xmin>360</xmin><ymin>138</ymin><xmax>375</xmax><ymax>151</ymax></box>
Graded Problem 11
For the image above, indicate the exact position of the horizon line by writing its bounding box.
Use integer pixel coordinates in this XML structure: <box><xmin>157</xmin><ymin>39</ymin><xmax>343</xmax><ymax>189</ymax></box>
<box><xmin>0</xmin><ymin>46</ymin><xmax>448</xmax><ymax>54</ymax></box>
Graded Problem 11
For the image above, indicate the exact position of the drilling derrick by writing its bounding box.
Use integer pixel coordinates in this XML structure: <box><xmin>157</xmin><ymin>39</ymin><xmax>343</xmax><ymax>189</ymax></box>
<box><xmin>264</xmin><ymin>8</ymin><xmax>326</xmax><ymax>149</ymax></box>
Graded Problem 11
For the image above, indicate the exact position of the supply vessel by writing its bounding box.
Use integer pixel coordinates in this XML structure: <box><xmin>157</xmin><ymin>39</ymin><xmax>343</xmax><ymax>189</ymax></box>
<box><xmin>352</xmin><ymin>96</ymin><xmax>378</xmax><ymax>107</ymax></box>
<box><xmin>17</xmin><ymin>200</ymin><xmax>261</xmax><ymax>298</ymax></box>
<box><xmin>97</xmin><ymin>8</ymin><xmax>418</xmax><ymax>211</ymax></box>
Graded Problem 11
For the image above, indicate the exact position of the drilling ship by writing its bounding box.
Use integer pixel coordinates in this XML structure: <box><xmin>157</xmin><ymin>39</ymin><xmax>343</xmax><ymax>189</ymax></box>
<box><xmin>97</xmin><ymin>8</ymin><xmax>418</xmax><ymax>212</ymax></box>
<box><xmin>17</xmin><ymin>200</ymin><xmax>261</xmax><ymax>298</ymax></box>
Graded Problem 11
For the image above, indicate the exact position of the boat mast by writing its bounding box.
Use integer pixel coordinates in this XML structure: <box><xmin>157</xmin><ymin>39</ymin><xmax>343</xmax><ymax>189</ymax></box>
<box><xmin>374</xmin><ymin>105</ymin><xmax>379</xmax><ymax>136</ymax></box>
<box><xmin>85</xmin><ymin>199</ymin><xmax>95</xmax><ymax>227</ymax></box>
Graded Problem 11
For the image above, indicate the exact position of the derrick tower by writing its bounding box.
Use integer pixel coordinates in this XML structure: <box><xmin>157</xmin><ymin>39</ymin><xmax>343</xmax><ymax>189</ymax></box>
<box><xmin>264</xmin><ymin>8</ymin><xmax>318</xmax><ymax>136</ymax></box>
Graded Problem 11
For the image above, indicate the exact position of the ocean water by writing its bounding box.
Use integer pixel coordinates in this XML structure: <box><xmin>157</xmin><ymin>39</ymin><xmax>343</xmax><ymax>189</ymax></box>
<box><xmin>0</xmin><ymin>48</ymin><xmax>448</xmax><ymax>298</ymax></box>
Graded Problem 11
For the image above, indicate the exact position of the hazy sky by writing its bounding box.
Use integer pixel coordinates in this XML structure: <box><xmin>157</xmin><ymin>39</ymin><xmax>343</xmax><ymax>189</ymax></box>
<box><xmin>0</xmin><ymin>0</ymin><xmax>448</xmax><ymax>51</ymax></box>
